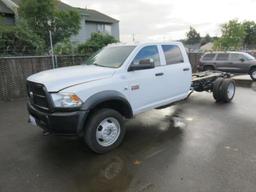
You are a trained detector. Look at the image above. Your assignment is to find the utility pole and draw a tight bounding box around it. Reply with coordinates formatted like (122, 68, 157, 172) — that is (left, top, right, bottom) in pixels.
(132, 33, 135, 42)
(49, 30, 55, 69)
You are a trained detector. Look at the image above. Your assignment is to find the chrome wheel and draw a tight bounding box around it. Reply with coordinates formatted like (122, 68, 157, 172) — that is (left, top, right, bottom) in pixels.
(96, 117, 121, 147)
(227, 83, 235, 99)
(252, 71, 256, 79)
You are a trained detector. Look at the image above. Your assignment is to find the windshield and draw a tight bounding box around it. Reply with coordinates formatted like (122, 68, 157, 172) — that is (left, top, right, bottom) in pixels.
(85, 46, 136, 68)
(244, 53, 256, 60)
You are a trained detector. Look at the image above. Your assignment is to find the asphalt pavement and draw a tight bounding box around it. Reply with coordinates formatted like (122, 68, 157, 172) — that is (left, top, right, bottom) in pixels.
(0, 82, 256, 192)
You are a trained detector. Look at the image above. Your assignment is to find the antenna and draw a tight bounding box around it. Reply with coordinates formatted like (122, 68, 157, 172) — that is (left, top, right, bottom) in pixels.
(132, 33, 135, 42)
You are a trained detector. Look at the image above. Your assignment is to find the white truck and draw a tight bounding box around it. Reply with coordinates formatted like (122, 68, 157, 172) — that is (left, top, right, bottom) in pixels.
(27, 42, 236, 153)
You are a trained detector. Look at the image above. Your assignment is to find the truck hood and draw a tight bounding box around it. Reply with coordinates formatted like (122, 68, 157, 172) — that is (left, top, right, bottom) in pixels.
(27, 65, 116, 92)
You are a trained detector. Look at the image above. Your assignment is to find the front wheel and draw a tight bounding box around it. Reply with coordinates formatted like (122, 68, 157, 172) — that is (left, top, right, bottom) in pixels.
(249, 68, 256, 81)
(84, 109, 125, 154)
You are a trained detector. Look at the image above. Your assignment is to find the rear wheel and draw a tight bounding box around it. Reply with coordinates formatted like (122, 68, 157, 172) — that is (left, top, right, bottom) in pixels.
(249, 68, 256, 81)
(212, 78, 224, 102)
(84, 109, 125, 154)
(219, 79, 236, 103)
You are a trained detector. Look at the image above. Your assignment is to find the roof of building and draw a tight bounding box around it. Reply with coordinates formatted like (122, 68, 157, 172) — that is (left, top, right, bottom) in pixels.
(2, 0, 118, 23)
(58, 1, 118, 23)
(0, 0, 13, 14)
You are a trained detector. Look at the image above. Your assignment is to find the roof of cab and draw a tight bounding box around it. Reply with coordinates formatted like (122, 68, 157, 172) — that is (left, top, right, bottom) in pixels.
(106, 41, 184, 48)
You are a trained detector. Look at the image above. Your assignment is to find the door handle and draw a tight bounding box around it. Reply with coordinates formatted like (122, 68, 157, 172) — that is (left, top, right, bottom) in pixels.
(183, 68, 190, 71)
(155, 72, 164, 76)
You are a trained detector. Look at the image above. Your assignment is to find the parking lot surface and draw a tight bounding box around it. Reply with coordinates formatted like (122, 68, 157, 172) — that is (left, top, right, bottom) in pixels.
(0, 84, 256, 192)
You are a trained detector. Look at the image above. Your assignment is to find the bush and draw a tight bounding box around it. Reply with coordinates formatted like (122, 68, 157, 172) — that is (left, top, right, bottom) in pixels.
(54, 39, 76, 55)
(77, 33, 118, 56)
(0, 24, 45, 56)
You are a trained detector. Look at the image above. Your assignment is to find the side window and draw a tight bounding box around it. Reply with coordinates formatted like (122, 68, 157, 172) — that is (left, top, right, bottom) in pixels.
(132, 46, 160, 66)
(162, 45, 184, 65)
(230, 54, 247, 61)
(202, 53, 216, 61)
(216, 53, 229, 61)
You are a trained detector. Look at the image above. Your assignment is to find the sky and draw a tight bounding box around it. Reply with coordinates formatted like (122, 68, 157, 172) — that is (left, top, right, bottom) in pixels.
(62, 0, 256, 43)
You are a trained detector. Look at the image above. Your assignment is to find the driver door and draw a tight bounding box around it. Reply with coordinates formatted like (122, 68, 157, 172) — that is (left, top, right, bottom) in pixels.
(125, 45, 166, 114)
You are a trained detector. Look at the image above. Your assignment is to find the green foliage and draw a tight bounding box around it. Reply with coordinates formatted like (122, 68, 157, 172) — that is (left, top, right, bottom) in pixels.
(78, 33, 118, 55)
(186, 27, 201, 44)
(242, 21, 256, 46)
(213, 20, 246, 50)
(19, 0, 81, 45)
(54, 39, 76, 55)
(53, 10, 81, 44)
(0, 24, 44, 56)
(200, 34, 212, 46)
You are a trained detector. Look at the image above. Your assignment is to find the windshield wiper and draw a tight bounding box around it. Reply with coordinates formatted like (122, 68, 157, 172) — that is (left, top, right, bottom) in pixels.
(93, 63, 110, 68)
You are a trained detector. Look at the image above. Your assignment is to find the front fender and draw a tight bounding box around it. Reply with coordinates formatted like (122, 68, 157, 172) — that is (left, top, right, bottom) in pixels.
(81, 90, 133, 116)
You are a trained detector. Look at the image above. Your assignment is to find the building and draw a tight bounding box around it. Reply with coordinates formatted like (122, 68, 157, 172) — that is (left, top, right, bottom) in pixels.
(0, 0, 120, 42)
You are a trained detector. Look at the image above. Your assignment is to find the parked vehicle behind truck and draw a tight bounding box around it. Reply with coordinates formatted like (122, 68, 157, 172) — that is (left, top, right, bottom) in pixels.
(198, 51, 256, 81)
(27, 42, 236, 153)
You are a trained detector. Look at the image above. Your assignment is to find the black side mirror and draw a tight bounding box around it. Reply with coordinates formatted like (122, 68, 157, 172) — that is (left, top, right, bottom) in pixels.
(240, 58, 245, 62)
(128, 59, 155, 71)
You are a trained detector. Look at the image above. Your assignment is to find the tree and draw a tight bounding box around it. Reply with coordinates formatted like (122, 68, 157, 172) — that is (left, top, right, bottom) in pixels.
(0, 24, 44, 56)
(213, 20, 246, 50)
(78, 33, 118, 56)
(200, 34, 212, 46)
(242, 21, 256, 47)
(186, 27, 201, 44)
(19, 0, 80, 46)
(54, 38, 76, 55)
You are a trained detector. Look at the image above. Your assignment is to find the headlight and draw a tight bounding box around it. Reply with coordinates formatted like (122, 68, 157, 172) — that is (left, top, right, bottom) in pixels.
(51, 93, 83, 108)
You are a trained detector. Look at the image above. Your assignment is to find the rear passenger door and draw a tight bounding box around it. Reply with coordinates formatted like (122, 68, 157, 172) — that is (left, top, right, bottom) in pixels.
(160, 44, 192, 100)
(215, 53, 231, 72)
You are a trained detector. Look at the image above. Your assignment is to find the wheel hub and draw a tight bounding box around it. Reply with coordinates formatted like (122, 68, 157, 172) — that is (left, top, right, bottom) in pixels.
(96, 117, 120, 147)
(227, 83, 235, 99)
(252, 71, 256, 79)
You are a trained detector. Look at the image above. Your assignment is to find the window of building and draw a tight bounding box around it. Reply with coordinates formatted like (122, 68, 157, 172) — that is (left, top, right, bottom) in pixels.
(97, 24, 104, 32)
(105, 24, 112, 34)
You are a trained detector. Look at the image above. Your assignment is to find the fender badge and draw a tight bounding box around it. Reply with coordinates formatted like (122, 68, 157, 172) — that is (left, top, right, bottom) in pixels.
(131, 85, 140, 91)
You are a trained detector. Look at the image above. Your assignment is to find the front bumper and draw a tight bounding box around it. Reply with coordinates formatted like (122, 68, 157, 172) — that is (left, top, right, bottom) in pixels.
(27, 102, 88, 135)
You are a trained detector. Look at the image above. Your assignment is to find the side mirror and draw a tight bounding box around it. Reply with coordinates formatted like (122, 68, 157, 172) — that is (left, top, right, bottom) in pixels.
(128, 59, 155, 71)
(240, 58, 245, 62)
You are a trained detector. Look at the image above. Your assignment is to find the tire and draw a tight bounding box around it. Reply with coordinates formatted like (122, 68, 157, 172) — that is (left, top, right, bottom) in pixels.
(219, 79, 236, 103)
(212, 78, 224, 102)
(84, 108, 125, 154)
(249, 68, 256, 81)
(203, 65, 214, 71)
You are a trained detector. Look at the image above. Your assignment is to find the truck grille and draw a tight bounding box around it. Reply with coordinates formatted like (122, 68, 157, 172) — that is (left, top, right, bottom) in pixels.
(27, 81, 51, 111)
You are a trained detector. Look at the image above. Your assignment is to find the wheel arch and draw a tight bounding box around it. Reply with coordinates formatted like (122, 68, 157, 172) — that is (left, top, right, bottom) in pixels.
(249, 65, 256, 72)
(81, 90, 133, 119)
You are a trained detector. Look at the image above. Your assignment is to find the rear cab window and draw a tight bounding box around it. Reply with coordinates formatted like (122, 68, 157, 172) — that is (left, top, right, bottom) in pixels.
(202, 53, 216, 61)
(162, 45, 184, 65)
(216, 53, 229, 61)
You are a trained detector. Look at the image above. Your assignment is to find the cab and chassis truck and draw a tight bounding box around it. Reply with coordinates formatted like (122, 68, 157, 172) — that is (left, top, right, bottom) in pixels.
(27, 42, 236, 153)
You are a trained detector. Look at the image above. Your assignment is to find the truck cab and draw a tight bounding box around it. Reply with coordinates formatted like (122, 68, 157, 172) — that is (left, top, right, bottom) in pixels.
(27, 42, 192, 153)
